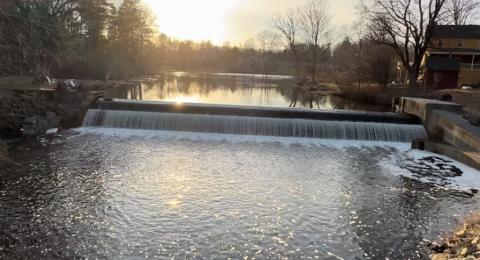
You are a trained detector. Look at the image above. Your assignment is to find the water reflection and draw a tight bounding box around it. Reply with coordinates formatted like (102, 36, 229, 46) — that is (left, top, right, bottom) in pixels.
(105, 72, 389, 111)
(1, 133, 478, 259)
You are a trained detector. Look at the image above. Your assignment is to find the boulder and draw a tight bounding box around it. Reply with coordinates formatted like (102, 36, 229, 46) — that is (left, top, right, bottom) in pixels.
(22, 112, 60, 137)
(431, 253, 453, 260)
(45, 111, 60, 129)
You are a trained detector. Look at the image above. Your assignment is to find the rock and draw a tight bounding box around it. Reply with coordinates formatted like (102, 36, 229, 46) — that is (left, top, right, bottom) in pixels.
(456, 229, 467, 237)
(431, 242, 449, 253)
(0, 139, 12, 167)
(460, 247, 470, 257)
(431, 253, 453, 260)
(45, 111, 60, 129)
(22, 115, 48, 136)
(46, 128, 58, 135)
(22, 111, 61, 137)
(472, 237, 479, 245)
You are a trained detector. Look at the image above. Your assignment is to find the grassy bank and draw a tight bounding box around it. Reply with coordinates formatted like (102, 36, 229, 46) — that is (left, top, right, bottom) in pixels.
(431, 213, 480, 259)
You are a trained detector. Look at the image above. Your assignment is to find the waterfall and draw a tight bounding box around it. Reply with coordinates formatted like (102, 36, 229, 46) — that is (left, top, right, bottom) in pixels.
(82, 109, 427, 142)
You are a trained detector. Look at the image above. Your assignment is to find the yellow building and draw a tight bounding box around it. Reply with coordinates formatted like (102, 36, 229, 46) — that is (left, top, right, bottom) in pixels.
(420, 25, 480, 89)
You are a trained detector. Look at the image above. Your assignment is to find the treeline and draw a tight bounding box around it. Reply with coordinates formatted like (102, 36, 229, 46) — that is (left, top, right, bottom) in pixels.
(0, 0, 289, 80)
(0, 0, 156, 79)
(1, 0, 478, 86)
(0, 0, 396, 84)
(270, 0, 480, 89)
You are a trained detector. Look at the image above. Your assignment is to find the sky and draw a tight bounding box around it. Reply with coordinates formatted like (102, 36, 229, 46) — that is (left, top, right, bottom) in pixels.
(141, 0, 359, 45)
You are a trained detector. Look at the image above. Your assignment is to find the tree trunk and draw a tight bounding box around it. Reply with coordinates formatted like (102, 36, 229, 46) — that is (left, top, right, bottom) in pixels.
(407, 69, 419, 88)
(311, 48, 317, 83)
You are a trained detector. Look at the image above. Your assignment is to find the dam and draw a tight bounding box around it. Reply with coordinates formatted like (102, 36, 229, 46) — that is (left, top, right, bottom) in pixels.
(82, 99, 427, 142)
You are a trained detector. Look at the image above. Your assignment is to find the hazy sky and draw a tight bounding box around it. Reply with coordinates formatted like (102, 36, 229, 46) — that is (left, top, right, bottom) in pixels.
(225, 0, 359, 44)
(131, 0, 359, 45)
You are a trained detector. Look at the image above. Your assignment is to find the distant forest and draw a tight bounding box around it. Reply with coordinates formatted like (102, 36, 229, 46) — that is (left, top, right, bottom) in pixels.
(0, 0, 291, 80)
(0, 0, 477, 89)
(0, 0, 393, 86)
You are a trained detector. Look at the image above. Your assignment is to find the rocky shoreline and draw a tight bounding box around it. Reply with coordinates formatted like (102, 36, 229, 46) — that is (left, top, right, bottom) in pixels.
(0, 78, 117, 164)
(431, 214, 480, 259)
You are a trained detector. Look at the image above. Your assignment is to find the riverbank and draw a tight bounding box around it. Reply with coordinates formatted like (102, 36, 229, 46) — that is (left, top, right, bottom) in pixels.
(431, 214, 480, 259)
(0, 77, 146, 137)
(332, 87, 480, 125)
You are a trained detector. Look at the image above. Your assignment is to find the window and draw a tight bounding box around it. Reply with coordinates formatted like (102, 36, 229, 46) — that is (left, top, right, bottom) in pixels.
(458, 40, 463, 47)
(438, 39, 443, 47)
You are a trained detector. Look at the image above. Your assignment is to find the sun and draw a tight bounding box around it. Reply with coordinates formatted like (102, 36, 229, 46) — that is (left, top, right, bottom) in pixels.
(144, 0, 239, 44)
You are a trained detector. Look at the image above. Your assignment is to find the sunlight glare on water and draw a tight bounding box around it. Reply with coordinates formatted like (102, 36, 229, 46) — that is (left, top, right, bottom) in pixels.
(1, 129, 479, 259)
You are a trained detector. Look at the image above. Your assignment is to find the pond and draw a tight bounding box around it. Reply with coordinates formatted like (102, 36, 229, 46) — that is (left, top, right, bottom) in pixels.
(105, 72, 389, 111)
(1, 129, 479, 259)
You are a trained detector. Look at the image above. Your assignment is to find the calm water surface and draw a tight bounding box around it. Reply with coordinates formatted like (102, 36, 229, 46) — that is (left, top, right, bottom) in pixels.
(106, 72, 388, 111)
(1, 130, 479, 259)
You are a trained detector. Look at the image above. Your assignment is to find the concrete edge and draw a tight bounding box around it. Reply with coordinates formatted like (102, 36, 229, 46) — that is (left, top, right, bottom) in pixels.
(96, 99, 421, 124)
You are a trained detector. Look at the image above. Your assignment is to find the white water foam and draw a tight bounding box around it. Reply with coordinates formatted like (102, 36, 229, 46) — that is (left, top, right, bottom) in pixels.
(75, 127, 413, 149)
(74, 127, 480, 191)
(380, 150, 480, 191)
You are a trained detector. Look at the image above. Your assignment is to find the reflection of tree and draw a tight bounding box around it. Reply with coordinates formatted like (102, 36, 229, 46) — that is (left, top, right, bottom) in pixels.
(128, 73, 295, 101)
(327, 96, 388, 112)
(114, 73, 390, 111)
(276, 87, 327, 109)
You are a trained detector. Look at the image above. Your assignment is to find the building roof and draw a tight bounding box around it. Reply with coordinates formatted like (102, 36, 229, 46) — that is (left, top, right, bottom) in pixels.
(432, 25, 480, 39)
(426, 56, 460, 71)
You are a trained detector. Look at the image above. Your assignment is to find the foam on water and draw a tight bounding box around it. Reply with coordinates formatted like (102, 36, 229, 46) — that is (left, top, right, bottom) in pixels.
(75, 127, 480, 191)
(381, 149, 480, 191)
(75, 127, 413, 149)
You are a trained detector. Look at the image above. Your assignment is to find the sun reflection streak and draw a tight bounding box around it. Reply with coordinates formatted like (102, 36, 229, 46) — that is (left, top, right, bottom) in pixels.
(165, 95, 201, 104)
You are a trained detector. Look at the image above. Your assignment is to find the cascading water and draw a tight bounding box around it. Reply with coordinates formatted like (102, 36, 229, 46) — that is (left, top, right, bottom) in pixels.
(82, 109, 427, 142)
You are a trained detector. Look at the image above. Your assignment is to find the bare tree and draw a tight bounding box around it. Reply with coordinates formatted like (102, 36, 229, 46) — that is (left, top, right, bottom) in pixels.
(256, 30, 278, 84)
(273, 9, 305, 85)
(364, 42, 396, 89)
(299, 0, 332, 83)
(444, 0, 480, 25)
(362, 0, 446, 88)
